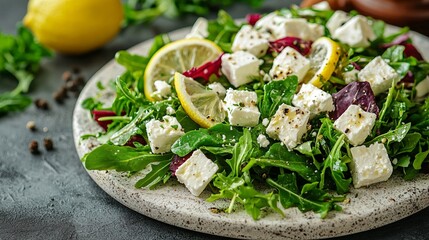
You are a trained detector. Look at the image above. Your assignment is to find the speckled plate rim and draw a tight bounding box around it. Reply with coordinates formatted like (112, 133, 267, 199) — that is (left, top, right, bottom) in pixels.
(73, 26, 429, 240)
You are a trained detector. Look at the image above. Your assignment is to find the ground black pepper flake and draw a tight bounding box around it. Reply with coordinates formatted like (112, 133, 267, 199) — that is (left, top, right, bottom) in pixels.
(34, 98, 49, 110)
(29, 140, 39, 154)
(62, 71, 73, 82)
(53, 86, 68, 103)
(44, 138, 54, 151)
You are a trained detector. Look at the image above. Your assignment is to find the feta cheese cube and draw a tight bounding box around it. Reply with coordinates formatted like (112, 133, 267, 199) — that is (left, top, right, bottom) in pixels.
(266, 104, 310, 150)
(332, 15, 376, 48)
(175, 149, 219, 196)
(255, 12, 289, 41)
(292, 83, 334, 118)
(257, 134, 270, 148)
(269, 46, 310, 82)
(350, 143, 393, 188)
(278, 18, 317, 41)
(262, 118, 270, 126)
(224, 89, 260, 127)
(146, 116, 184, 154)
(166, 106, 176, 115)
(232, 25, 269, 57)
(256, 15, 320, 41)
(312, 1, 331, 10)
(185, 17, 208, 39)
(308, 23, 325, 41)
(358, 56, 400, 95)
(416, 76, 429, 99)
(343, 68, 359, 84)
(208, 82, 226, 98)
(326, 10, 350, 35)
(221, 51, 260, 87)
(333, 105, 376, 146)
(153, 80, 172, 99)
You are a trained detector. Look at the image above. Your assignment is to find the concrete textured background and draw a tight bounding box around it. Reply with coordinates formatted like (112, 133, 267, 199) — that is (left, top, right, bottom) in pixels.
(1, 0, 429, 239)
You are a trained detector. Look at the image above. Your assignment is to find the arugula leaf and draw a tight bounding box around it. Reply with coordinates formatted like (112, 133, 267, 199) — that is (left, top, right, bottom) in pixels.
(228, 128, 253, 177)
(244, 143, 320, 182)
(260, 76, 298, 118)
(366, 123, 410, 145)
(171, 124, 242, 156)
(207, 10, 240, 52)
(267, 177, 334, 218)
(109, 107, 153, 145)
(0, 92, 32, 114)
(319, 134, 351, 194)
(135, 159, 171, 189)
(391, 132, 421, 155)
(175, 106, 200, 132)
(208, 173, 282, 219)
(0, 25, 51, 114)
(115, 34, 169, 72)
(83, 144, 172, 172)
(413, 150, 429, 170)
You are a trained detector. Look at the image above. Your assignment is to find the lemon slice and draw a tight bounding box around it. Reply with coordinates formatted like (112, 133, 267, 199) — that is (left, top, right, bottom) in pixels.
(144, 38, 222, 101)
(304, 37, 341, 88)
(174, 72, 225, 128)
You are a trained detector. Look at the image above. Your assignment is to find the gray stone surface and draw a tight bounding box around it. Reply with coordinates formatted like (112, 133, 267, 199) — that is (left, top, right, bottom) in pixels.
(1, 0, 429, 239)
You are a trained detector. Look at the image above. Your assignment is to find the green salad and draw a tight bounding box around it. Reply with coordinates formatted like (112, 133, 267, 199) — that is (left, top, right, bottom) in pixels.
(81, 3, 429, 220)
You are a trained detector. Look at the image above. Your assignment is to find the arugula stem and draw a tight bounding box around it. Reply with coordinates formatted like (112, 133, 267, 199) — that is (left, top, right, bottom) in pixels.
(227, 193, 238, 213)
(319, 134, 345, 190)
(98, 116, 132, 122)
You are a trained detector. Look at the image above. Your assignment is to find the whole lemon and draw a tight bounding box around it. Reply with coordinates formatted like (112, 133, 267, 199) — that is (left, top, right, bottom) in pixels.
(24, 0, 123, 55)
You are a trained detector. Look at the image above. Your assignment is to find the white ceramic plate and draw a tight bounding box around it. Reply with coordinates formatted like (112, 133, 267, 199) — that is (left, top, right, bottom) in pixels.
(73, 26, 429, 239)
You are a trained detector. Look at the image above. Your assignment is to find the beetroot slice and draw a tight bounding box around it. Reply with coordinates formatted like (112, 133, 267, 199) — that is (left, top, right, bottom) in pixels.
(269, 37, 312, 56)
(330, 81, 379, 120)
(402, 43, 424, 61)
(183, 53, 224, 83)
(124, 135, 147, 147)
(93, 110, 117, 131)
(246, 13, 262, 26)
(170, 153, 193, 176)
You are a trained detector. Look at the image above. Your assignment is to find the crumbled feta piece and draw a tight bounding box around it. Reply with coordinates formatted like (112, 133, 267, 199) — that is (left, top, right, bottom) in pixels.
(221, 51, 260, 87)
(255, 12, 289, 41)
(262, 118, 270, 126)
(153, 80, 172, 99)
(257, 16, 320, 41)
(333, 105, 376, 146)
(175, 149, 219, 196)
(208, 82, 226, 98)
(276, 18, 317, 41)
(349, 143, 393, 188)
(266, 104, 310, 150)
(312, 1, 331, 10)
(416, 76, 429, 99)
(224, 89, 260, 127)
(269, 46, 310, 82)
(326, 10, 350, 35)
(166, 106, 176, 115)
(232, 25, 269, 57)
(332, 15, 376, 48)
(343, 68, 359, 84)
(185, 17, 208, 39)
(358, 56, 400, 95)
(308, 23, 325, 41)
(257, 134, 270, 148)
(146, 116, 184, 154)
(292, 83, 334, 118)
